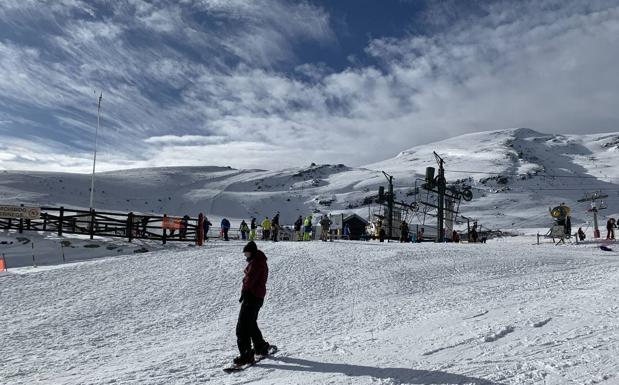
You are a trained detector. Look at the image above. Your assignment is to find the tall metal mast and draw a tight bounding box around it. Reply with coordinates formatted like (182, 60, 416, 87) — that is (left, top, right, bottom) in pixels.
(434, 152, 446, 242)
(89, 92, 102, 210)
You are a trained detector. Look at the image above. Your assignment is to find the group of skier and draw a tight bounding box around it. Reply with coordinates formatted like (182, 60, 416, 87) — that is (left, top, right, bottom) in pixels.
(575, 215, 619, 242)
(216, 213, 344, 243)
(219, 212, 283, 243)
(292, 215, 315, 241)
(193, 213, 482, 244)
(259, 213, 281, 241)
(179, 211, 358, 243)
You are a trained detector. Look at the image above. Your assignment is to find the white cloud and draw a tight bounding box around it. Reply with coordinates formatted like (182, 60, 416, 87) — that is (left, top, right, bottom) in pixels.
(189, 0, 334, 66)
(1, 0, 619, 172)
(144, 135, 227, 145)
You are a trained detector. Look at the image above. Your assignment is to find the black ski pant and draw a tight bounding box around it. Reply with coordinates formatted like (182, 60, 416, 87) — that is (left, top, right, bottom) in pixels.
(607, 228, 615, 240)
(223, 228, 229, 241)
(236, 296, 266, 356)
(272, 227, 279, 242)
(400, 231, 408, 242)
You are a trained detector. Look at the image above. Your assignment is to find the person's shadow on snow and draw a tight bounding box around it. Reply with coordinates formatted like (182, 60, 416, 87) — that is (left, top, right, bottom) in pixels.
(259, 356, 503, 385)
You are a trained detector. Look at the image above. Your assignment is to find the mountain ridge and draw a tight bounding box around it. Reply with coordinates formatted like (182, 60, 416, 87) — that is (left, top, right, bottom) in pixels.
(3, 128, 619, 230)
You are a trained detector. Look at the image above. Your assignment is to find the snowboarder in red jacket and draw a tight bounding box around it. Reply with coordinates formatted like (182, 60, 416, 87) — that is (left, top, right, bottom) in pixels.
(234, 241, 271, 366)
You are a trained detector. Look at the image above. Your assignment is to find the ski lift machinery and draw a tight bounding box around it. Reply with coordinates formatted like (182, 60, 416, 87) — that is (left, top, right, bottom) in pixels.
(419, 152, 473, 241)
(376, 152, 473, 242)
(578, 191, 608, 239)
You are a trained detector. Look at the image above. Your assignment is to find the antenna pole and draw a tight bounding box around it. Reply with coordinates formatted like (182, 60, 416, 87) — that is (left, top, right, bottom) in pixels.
(89, 92, 102, 210)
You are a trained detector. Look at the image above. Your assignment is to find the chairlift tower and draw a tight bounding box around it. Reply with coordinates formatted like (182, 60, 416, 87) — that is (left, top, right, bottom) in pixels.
(382, 171, 394, 240)
(578, 191, 608, 239)
(376, 152, 472, 243)
(434, 152, 446, 242)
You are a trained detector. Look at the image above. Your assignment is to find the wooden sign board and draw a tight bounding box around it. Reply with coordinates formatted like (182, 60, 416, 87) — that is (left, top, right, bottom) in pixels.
(0, 205, 41, 220)
(162, 217, 182, 230)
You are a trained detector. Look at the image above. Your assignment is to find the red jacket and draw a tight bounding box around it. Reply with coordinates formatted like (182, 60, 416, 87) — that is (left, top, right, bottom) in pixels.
(242, 250, 268, 299)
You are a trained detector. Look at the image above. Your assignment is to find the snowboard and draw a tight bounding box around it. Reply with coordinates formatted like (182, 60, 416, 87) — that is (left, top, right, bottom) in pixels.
(223, 345, 278, 373)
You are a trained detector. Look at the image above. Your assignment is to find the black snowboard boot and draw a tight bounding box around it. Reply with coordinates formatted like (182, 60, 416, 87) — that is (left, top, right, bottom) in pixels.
(233, 350, 255, 366)
(255, 342, 271, 357)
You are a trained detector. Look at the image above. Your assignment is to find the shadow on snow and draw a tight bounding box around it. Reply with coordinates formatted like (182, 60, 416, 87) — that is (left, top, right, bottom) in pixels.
(260, 356, 503, 385)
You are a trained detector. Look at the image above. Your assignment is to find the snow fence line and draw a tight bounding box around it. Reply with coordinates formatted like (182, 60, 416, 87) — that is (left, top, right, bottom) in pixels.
(0, 206, 353, 245)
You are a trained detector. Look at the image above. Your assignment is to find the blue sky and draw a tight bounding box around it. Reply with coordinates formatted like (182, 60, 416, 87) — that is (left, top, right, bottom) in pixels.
(1, 0, 619, 172)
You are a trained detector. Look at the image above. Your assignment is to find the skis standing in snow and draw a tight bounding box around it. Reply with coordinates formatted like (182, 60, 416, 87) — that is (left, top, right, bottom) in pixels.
(232, 241, 271, 367)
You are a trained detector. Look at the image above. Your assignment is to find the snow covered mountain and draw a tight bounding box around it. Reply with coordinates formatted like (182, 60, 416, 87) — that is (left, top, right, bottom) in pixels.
(2, 128, 619, 230)
(370, 127, 619, 230)
(4, 130, 619, 384)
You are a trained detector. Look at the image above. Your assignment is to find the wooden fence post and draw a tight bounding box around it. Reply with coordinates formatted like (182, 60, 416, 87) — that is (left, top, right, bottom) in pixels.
(58, 207, 64, 236)
(162, 215, 167, 245)
(127, 212, 134, 242)
(18, 204, 24, 234)
(197, 213, 204, 246)
(89, 209, 95, 240)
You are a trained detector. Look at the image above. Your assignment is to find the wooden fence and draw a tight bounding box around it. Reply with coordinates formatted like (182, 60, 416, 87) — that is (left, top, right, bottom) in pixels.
(0, 206, 229, 244)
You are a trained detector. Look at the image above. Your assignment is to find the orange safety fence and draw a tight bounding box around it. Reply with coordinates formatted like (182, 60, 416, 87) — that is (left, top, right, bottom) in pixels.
(0, 256, 6, 272)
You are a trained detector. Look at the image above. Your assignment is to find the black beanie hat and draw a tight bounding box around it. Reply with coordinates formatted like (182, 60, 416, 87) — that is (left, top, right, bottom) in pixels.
(243, 241, 257, 254)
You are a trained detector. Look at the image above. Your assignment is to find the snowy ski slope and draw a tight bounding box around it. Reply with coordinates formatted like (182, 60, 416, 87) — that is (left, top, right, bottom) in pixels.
(1, 237, 617, 384)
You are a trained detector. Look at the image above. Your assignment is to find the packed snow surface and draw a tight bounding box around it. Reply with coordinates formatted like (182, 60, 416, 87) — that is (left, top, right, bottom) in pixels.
(1, 236, 618, 384)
